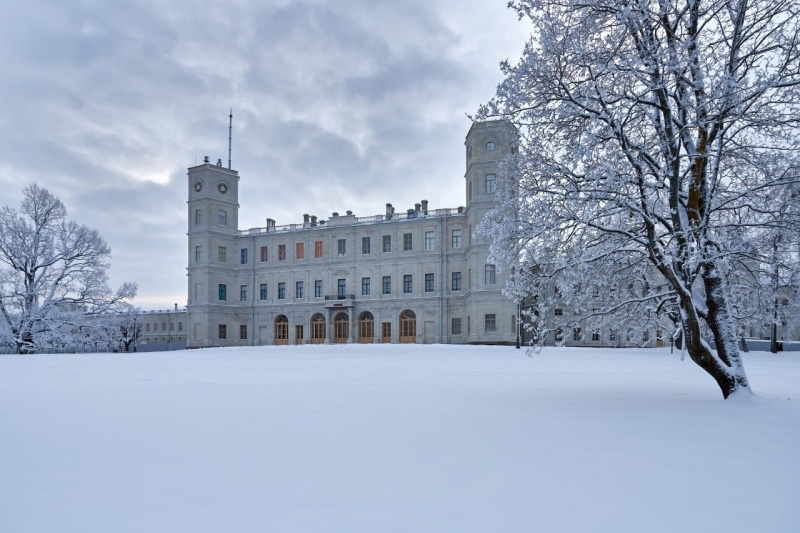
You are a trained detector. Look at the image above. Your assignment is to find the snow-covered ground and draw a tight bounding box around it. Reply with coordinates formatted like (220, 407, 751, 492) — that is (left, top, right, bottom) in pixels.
(1, 345, 798, 532)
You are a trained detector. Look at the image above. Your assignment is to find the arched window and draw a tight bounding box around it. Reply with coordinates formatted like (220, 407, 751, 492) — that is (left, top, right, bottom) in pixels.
(310, 313, 326, 344)
(334, 312, 349, 344)
(358, 311, 374, 343)
(274, 315, 289, 345)
(399, 310, 416, 343)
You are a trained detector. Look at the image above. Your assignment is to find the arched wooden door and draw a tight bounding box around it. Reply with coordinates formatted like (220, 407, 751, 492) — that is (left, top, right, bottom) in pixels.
(358, 311, 374, 343)
(310, 313, 326, 344)
(399, 310, 416, 343)
(274, 315, 289, 345)
(334, 312, 349, 344)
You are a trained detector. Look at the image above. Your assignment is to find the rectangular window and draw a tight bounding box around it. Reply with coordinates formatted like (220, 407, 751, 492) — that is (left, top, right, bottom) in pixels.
(240, 285, 247, 302)
(592, 330, 601, 341)
(278, 282, 285, 300)
(338, 239, 346, 256)
(178, 322, 183, 332)
(314, 280, 322, 298)
(337, 279, 346, 298)
(260, 283, 268, 300)
(382, 235, 391, 253)
(218, 284, 227, 301)
(424, 231, 434, 250)
(218, 209, 227, 226)
(424, 273, 434, 293)
(146, 323, 150, 332)
(451, 272, 462, 291)
(451, 317, 462, 335)
(574, 328, 582, 341)
(610, 329, 617, 341)
(382, 276, 392, 295)
(485, 173, 496, 193)
(362, 277, 371, 296)
(195, 246, 202, 263)
(296, 242, 304, 260)
(240, 325, 248, 340)
(485, 314, 496, 333)
(278, 245, 286, 261)
(403, 233, 412, 251)
(485, 264, 496, 285)
(218, 246, 227, 263)
(555, 308, 564, 316)
(195, 209, 203, 225)
(362, 236, 371, 255)
(240, 248, 248, 265)
(451, 228, 462, 248)
(260, 246, 268, 262)
(296, 281, 304, 299)
(162, 322, 166, 332)
(314, 240, 323, 258)
(403, 274, 412, 293)
(218, 324, 227, 339)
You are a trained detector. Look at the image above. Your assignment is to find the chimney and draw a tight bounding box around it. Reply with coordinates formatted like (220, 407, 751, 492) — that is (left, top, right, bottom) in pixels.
(174, 303, 178, 311)
(203, 155, 210, 163)
(457, 206, 464, 214)
(386, 203, 393, 220)
(415, 203, 421, 212)
(332, 212, 339, 217)
(303, 214, 310, 227)
(346, 210, 353, 216)
(311, 215, 317, 227)
(421, 200, 428, 214)
(266, 218, 276, 231)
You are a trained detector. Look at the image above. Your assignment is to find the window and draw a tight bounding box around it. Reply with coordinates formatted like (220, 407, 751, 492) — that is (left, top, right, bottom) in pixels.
(451, 317, 462, 335)
(403, 233, 412, 251)
(218, 209, 227, 226)
(278, 282, 285, 300)
(451, 272, 462, 291)
(362, 237, 371, 255)
(573, 328, 582, 341)
(195, 246, 202, 263)
(382, 235, 391, 253)
(260, 246, 268, 262)
(241, 248, 248, 265)
(146, 323, 150, 332)
(260, 283, 268, 300)
(314, 280, 322, 298)
(362, 277, 371, 296)
(218, 284, 227, 301)
(485, 264, 496, 285)
(424, 231, 434, 250)
(278, 245, 286, 261)
(240, 285, 247, 302)
(218, 246, 227, 263)
(314, 240, 323, 258)
(486, 141, 496, 151)
(451, 228, 462, 248)
(195, 209, 203, 225)
(218, 324, 227, 339)
(609, 329, 618, 341)
(382, 276, 392, 295)
(161, 322, 166, 332)
(485, 314, 496, 333)
(485, 173, 496, 193)
(554, 308, 564, 316)
(178, 322, 183, 332)
(240, 325, 247, 340)
(592, 330, 601, 341)
(296, 281, 304, 299)
(338, 239, 346, 256)
(337, 279, 346, 298)
(296, 242, 304, 260)
(424, 273, 434, 293)
(468, 181, 472, 202)
(403, 274, 412, 293)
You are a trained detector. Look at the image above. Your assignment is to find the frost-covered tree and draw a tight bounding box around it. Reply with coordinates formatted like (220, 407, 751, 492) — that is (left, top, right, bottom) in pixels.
(0, 184, 137, 353)
(478, 0, 800, 398)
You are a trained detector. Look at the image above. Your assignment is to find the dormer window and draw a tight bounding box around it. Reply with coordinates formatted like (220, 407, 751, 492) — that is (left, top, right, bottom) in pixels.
(485, 141, 496, 152)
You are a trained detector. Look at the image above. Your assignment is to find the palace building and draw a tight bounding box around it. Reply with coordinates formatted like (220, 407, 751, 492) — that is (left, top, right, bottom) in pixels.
(186, 120, 520, 347)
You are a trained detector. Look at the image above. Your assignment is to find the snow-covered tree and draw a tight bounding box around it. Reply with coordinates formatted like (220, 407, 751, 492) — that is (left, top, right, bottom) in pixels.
(0, 184, 137, 353)
(478, 0, 800, 398)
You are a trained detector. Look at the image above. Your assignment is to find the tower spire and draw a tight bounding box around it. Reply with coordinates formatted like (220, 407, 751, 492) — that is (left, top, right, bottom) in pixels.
(228, 109, 233, 169)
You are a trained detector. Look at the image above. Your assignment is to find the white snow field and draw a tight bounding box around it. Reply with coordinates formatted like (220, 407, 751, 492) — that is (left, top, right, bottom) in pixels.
(1, 345, 798, 533)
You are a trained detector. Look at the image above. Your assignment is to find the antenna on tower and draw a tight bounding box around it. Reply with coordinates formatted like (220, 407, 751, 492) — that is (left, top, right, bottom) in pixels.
(227, 109, 233, 169)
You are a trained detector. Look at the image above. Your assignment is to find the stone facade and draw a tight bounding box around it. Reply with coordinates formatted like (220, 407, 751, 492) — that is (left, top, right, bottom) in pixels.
(186, 120, 520, 347)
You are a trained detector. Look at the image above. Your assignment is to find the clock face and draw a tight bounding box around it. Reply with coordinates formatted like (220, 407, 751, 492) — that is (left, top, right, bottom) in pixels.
(194, 181, 203, 192)
(218, 183, 228, 194)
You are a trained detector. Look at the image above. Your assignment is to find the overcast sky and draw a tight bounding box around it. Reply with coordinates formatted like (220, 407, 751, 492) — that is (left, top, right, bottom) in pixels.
(0, 0, 529, 308)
